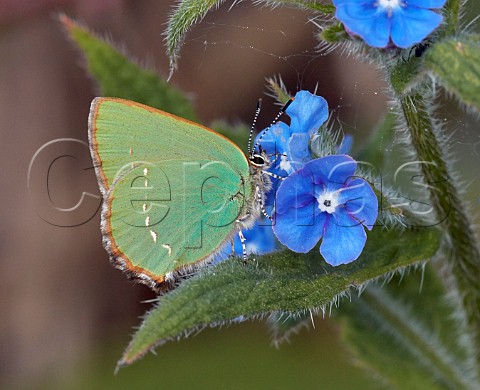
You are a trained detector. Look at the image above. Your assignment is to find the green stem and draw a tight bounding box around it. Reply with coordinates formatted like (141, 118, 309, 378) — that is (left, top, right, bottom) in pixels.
(400, 92, 480, 373)
(361, 287, 472, 389)
(442, 0, 462, 38)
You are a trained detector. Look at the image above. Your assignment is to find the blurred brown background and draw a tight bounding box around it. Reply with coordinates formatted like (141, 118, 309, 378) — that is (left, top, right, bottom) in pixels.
(1, 1, 478, 389)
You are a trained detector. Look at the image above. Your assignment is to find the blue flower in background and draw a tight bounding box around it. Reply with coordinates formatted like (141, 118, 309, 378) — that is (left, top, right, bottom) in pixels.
(214, 220, 277, 264)
(254, 90, 329, 176)
(273, 155, 378, 266)
(333, 0, 446, 48)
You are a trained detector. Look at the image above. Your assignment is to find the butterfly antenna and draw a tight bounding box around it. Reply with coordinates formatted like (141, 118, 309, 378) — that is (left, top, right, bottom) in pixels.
(251, 97, 294, 157)
(247, 99, 262, 155)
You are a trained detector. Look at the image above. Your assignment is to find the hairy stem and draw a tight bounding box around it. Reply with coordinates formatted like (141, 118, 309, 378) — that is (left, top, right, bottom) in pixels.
(400, 92, 480, 373)
(443, 0, 462, 37)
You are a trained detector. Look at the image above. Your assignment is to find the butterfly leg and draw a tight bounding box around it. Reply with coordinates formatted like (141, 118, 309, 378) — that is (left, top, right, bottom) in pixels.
(238, 230, 248, 264)
(262, 170, 285, 181)
(255, 184, 272, 221)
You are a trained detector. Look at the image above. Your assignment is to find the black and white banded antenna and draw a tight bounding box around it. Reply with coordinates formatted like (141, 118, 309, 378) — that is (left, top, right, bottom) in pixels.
(251, 97, 294, 158)
(247, 99, 262, 155)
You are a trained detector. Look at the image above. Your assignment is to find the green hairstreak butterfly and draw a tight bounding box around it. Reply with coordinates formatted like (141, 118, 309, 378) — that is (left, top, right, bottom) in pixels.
(88, 98, 277, 292)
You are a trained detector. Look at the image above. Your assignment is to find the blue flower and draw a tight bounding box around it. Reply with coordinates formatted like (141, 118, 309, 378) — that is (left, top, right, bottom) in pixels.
(272, 155, 378, 266)
(214, 220, 277, 264)
(333, 0, 446, 48)
(254, 90, 329, 176)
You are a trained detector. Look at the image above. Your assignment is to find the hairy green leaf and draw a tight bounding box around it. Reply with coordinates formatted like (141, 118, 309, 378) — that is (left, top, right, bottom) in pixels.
(265, 75, 292, 105)
(401, 93, 480, 370)
(166, 0, 226, 73)
(60, 14, 197, 120)
(119, 227, 440, 367)
(338, 268, 476, 389)
(318, 23, 348, 43)
(424, 34, 480, 111)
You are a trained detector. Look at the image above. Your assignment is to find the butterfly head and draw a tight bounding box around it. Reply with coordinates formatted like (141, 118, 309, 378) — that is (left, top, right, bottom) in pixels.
(248, 151, 270, 169)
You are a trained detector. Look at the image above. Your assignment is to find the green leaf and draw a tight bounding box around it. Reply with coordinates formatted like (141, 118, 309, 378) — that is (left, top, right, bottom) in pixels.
(318, 23, 348, 44)
(338, 267, 476, 389)
(340, 296, 447, 389)
(378, 264, 471, 363)
(424, 34, 480, 112)
(118, 227, 440, 367)
(400, 93, 480, 370)
(265, 75, 292, 105)
(59, 14, 197, 120)
(166, 0, 226, 73)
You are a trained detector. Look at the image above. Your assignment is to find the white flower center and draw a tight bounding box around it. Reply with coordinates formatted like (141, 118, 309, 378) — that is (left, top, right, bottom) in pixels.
(377, 0, 403, 14)
(317, 191, 340, 214)
(279, 154, 294, 174)
(377, 0, 401, 8)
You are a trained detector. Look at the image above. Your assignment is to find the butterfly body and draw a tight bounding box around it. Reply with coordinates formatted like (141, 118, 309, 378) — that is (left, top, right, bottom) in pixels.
(88, 98, 270, 291)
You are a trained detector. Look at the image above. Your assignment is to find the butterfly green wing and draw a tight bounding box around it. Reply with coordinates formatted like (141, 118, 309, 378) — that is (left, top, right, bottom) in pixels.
(89, 98, 251, 290)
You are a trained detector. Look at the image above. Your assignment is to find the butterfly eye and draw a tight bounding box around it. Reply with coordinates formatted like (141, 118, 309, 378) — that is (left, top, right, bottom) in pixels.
(250, 154, 266, 166)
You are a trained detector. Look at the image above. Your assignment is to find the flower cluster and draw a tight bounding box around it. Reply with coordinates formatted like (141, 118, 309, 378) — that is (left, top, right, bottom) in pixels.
(253, 90, 329, 214)
(333, 0, 447, 49)
(255, 90, 378, 266)
(273, 155, 378, 265)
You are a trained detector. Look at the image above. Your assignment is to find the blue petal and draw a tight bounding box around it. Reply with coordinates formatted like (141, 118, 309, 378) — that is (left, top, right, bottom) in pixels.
(405, 0, 446, 8)
(241, 222, 277, 253)
(287, 133, 311, 171)
(320, 210, 367, 265)
(335, 3, 391, 48)
(275, 170, 316, 214)
(287, 91, 328, 135)
(253, 121, 290, 156)
(302, 155, 357, 189)
(391, 7, 443, 48)
(273, 205, 327, 253)
(337, 178, 378, 230)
